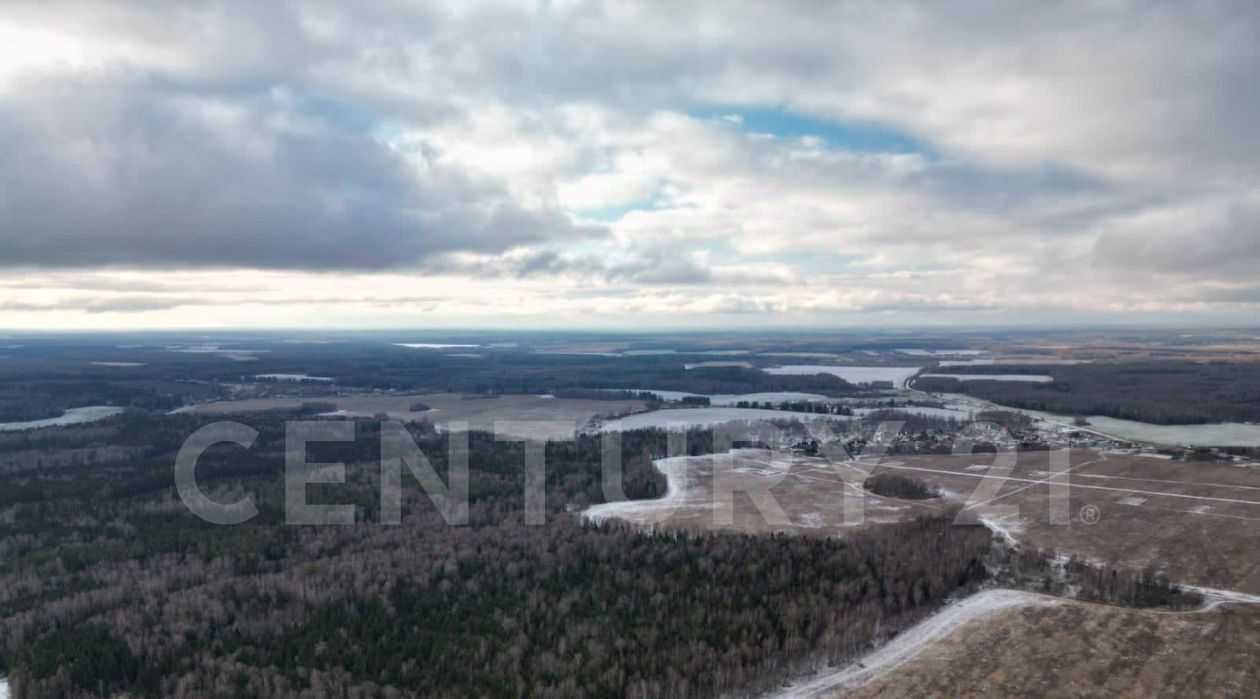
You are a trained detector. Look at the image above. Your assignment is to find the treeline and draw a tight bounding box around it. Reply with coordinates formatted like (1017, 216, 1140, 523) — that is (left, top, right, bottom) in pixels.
(918, 361, 1260, 424)
(993, 545, 1202, 611)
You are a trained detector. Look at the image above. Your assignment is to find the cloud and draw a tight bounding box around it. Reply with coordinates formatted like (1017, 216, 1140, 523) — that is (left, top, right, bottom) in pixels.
(0, 73, 595, 270)
(0, 0, 1257, 323)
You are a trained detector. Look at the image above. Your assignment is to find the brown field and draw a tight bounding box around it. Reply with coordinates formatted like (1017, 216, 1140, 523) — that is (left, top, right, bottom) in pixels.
(589, 447, 1260, 594)
(181, 392, 647, 439)
(865, 450, 1260, 593)
(842, 598, 1260, 699)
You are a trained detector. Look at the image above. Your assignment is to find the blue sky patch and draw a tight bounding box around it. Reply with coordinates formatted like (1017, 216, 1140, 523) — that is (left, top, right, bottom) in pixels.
(691, 106, 929, 155)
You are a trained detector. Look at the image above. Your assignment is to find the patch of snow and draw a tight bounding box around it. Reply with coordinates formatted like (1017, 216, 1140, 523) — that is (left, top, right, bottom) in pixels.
(977, 513, 1024, 548)
(582, 455, 692, 525)
(395, 343, 480, 349)
(798, 512, 826, 529)
(1117, 496, 1147, 506)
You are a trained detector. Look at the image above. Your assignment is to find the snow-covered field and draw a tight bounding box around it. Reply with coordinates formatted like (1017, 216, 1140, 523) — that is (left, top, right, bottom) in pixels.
(763, 365, 921, 386)
(919, 373, 1054, 383)
(768, 590, 1059, 698)
(0, 406, 125, 432)
(600, 407, 854, 431)
(1057, 415, 1260, 448)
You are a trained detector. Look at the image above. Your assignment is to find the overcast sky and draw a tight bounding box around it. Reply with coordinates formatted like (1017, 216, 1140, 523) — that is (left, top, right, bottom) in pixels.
(1, 1, 1257, 329)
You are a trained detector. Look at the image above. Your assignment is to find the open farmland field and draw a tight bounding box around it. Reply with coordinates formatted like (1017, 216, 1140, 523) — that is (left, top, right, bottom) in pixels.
(180, 392, 647, 438)
(584, 449, 949, 535)
(868, 451, 1260, 594)
(587, 447, 1260, 593)
(836, 596, 1260, 699)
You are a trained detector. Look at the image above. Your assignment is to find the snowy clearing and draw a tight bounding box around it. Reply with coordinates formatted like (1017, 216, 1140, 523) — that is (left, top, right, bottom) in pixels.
(581, 456, 692, 526)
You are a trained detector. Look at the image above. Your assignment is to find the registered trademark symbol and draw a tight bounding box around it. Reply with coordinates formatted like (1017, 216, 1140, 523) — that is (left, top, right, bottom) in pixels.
(1079, 504, 1101, 525)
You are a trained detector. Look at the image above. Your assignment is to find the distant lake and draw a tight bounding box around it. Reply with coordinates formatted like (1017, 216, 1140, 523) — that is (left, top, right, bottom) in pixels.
(0, 406, 124, 432)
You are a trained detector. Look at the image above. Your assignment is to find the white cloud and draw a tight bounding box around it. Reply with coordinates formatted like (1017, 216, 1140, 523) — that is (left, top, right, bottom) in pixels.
(0, 0, 1256, 325)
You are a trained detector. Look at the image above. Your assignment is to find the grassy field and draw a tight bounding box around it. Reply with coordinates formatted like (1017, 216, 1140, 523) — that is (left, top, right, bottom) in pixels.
(843, 597, 1260, 698)
(181, 392, 647, 439)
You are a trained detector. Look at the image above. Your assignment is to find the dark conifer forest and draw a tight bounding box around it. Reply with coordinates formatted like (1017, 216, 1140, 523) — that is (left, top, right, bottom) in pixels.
(916, 361, 1260, 424)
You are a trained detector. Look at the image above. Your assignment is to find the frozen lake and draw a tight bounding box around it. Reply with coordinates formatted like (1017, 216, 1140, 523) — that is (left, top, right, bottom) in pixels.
(0, 406, 125, 432)
(600, 407, 855, 432)
(763, 365, 921, 386)
(919, 373, 1054, 383)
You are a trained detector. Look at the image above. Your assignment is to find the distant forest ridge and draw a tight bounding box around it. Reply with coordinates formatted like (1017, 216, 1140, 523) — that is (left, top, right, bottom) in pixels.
(918, 361, 1260, 425)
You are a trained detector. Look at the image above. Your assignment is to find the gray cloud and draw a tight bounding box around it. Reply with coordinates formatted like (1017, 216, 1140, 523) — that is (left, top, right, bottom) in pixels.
(1, 0, 1258, 320)
(0, 73, 596, 270)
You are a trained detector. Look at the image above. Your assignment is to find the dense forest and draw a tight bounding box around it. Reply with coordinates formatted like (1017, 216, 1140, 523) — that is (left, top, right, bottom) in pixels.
(0, 411, 996, 698)
(0, 407, 1203, 698)
(0, 343, 873, 420)
(917, 361, 1260, 424)
(863, 473, 942, 500)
